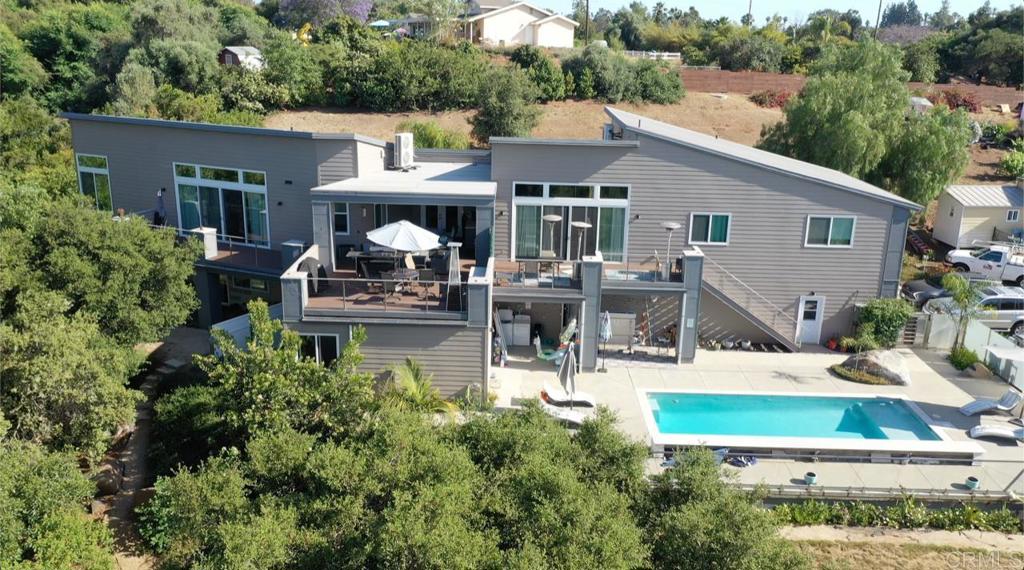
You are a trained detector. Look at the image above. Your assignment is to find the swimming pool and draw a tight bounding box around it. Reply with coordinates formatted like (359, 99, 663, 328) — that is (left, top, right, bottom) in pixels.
(649, 393, 940, 441)
(637, 390, 985, 461)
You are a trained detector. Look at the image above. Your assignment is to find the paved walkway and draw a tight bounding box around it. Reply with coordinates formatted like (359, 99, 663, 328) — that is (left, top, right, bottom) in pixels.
(781, 525, 1024, 553)
(493, 347, 1024, 500)
(106, 327, 209, 570)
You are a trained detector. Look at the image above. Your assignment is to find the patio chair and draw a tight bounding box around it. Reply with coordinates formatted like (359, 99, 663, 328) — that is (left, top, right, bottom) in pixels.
(542, 382, 596, 407)
(968, 424, 1024, 442)
(380, 271, 401, 298)
(404, 253, 416, 270)
(539, 400, 586, 426)
(360, 261, 383, 294)
(417, 269, 436, 300)
(958, 390, 1023, 416)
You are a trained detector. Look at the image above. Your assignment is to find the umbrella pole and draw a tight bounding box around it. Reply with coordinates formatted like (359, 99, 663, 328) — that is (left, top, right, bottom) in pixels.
(598, 339, 608, 373)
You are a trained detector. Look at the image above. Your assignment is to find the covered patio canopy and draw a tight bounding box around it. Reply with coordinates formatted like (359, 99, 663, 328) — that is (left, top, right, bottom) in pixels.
(311, 162, 497, 206)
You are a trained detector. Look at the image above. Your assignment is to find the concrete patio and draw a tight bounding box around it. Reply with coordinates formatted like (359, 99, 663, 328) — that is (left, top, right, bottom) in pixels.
(492, 347, 1024, 501)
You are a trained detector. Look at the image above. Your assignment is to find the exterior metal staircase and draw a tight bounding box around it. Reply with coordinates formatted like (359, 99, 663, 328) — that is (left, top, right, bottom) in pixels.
(700, 257, 801, 352)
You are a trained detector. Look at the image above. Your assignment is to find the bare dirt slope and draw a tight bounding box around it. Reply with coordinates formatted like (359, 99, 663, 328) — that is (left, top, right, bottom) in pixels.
(264, 93, 782, 146)
(264, 94, 1012, 184)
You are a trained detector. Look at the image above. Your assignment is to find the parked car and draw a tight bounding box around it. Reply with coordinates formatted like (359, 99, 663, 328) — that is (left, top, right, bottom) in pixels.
(901, 275, 951, 308)
(945, 245, 1024, 285)
(924, 285, 1024, 335)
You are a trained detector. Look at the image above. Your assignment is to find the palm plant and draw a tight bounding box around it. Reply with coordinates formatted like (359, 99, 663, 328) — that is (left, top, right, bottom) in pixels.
(939, 273, 990, 350)
(840, 322, 879, 371)
(383, 357, 454, 414)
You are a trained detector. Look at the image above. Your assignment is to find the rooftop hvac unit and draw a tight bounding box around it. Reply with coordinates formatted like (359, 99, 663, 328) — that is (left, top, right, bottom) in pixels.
(394, 132, 414, 169)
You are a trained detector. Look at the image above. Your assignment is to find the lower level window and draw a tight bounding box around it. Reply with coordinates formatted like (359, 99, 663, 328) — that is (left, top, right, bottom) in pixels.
(805, 216, 855, 247)
(299, 334, 339, 365)
(1008, 210, 1020, 222)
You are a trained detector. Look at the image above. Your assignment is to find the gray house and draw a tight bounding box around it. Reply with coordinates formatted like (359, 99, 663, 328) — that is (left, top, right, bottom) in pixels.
(64, 107, 919, 398)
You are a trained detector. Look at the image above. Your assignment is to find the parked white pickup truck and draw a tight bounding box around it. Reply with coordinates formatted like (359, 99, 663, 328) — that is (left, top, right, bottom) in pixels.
(945, 245, 1024, 285)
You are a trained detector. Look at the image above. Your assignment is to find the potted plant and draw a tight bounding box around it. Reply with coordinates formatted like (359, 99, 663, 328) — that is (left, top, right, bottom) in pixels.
(965, 476, 980, 490)
(826, 337, 839, 351)
(722, 339, 735, 350)
(805, 471, 817, 485)
(740, 339, 752, 350)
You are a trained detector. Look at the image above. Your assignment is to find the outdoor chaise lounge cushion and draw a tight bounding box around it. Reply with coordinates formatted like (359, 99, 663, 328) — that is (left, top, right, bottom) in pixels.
(958, 390, 1023, 416)
(542, 382, 596, 407)
(968, 424, 1024, 442)
(539, 400, 586, 426)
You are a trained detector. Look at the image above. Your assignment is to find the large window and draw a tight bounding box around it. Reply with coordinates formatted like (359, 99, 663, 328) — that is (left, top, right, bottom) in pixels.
(805, 215, 855, 247)
(689, 213, 730, 245)
(77, 154, 112, 211)
(174, 163, 270, 247)
(512, 182, 628, 262)
(299, 334, 339, 365)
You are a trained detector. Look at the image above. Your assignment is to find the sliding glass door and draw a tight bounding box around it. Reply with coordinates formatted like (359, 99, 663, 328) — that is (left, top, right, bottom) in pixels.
(173, 163, 269, 247)
(512, 182, 629, 262)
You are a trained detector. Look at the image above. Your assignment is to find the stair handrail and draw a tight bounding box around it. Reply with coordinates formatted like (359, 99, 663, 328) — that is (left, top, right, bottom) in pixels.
(701, 256, 800, 343)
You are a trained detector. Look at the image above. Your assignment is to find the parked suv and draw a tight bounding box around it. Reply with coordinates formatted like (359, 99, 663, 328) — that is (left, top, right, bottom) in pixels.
(924, 286, 1024, 335)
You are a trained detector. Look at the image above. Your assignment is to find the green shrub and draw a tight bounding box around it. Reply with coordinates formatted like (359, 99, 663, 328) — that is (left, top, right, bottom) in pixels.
(562, 44, 682, 104)
(948, 346, 980, 370)
(347, 40, 487, 112)
(858, 298, 915, 348)
(999, 150, 1024, 178)
(148, 384, 234, 478)
(509, 45, 565, 102)
(829, 364, 891, 385)
(395, 120, 470, 150)
(632, 59, 684, 104)
(469, 66, 542, 144)
(776, 498, 1021, 534)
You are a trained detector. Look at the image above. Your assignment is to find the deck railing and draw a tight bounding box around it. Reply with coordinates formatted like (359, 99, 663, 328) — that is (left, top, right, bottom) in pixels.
(305, 276, 465, 314)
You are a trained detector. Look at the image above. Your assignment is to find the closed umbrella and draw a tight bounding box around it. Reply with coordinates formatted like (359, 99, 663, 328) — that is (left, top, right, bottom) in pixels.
(598, 311, 612, 373)
(367, 220, 441, 253)
(557, 344, 577, 409)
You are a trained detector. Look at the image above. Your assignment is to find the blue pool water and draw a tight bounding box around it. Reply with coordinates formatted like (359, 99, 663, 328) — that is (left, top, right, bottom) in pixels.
(648, 393, 941, 441)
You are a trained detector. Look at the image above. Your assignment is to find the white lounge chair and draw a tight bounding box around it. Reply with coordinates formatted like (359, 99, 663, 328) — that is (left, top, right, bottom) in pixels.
(539, 400, 586, 426)
(958, 390, 1023, 416)
(542, 382, 597, 407)
(968, 424, 1024, 442)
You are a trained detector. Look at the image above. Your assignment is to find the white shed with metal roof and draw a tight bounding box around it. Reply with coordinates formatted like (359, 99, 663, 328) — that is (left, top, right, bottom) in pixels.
(933, 183, 1024, 247)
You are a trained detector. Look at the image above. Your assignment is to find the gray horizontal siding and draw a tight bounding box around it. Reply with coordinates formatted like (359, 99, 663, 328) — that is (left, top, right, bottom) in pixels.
(491, 134, 903, 343)
(68, 120, 320, 249)
(283, 321, 485, 397)
(360, 324, 485, 397)
(315, 140, 357, 185)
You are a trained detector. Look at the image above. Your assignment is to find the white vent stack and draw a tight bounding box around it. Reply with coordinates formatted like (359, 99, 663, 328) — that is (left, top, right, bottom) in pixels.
(394, 132, 414, 169)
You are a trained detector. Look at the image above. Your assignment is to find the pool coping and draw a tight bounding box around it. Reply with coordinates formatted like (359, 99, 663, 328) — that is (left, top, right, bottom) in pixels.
(636, 388, 987, 460)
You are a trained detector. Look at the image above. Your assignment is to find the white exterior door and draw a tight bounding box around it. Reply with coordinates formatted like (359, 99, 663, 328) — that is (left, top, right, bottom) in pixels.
(797, 295, 825, 345)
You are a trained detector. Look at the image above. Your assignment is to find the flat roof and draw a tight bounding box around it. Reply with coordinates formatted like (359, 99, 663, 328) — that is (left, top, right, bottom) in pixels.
(605, 107, 923, 211)
(946, 185, 1024, 208)
(312, 162, 496, 201)
(60, 113, 388, 147)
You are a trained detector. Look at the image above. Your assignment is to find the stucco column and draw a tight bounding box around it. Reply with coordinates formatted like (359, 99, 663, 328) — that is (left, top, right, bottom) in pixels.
(678, 247, 704, 364)
(310, 201, 333, 271)
(579, 253, 603, 371)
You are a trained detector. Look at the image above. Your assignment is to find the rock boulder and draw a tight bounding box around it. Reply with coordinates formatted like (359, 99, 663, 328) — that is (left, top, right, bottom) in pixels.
(839, 350, 911, 386)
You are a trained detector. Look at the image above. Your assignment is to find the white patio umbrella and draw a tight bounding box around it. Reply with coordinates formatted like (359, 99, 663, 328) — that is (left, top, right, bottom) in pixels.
(598, 311, 612, 373)
(557, 344, 578, 409)
(366, 220, 441, 253)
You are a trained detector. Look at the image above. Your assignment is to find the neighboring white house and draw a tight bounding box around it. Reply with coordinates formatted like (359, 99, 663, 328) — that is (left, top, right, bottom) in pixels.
(218, 46, 265, 71)
(932, 183, 1024, 248)
(462, 1, 577, 48)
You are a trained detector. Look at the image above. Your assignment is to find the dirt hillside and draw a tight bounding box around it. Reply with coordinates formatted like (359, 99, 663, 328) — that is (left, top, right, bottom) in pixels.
(264, 94, 1013, 184)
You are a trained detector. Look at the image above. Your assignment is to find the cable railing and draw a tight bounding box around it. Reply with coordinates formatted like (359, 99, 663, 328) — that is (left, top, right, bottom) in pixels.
(304, 276, 466, 314)
(701, 256, 800, 346)
(125, 212, 275, 268)
(493, 260, 582, 289)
